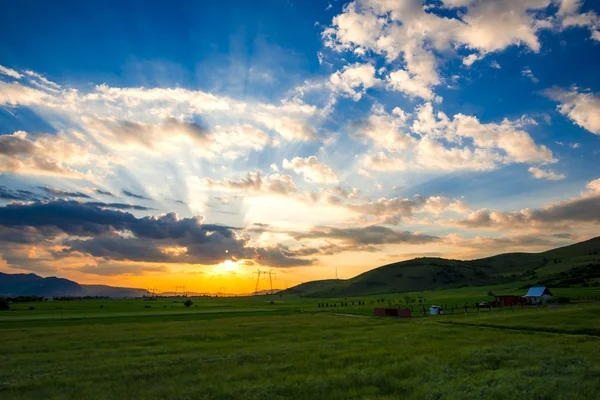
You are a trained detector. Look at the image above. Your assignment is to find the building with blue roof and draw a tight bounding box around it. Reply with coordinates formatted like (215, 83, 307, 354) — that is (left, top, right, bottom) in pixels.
(524, 287, 553, 304)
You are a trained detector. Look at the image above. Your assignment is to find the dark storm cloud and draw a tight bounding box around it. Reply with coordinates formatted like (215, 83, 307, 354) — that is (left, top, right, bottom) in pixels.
(64, 237, 173, 262)
(122, 190, 152, 201)
(86, 202, 155, 211)
(0, 200, 314, 268)
(250, 244, 315, 267)
(91, 188, 115, 197)
(0, 200, 135, 236)
(0, 185, 41, 201)
(292, 225, 440, 245)
(40, 187, 92, 199)
(0, 225, 54, 244)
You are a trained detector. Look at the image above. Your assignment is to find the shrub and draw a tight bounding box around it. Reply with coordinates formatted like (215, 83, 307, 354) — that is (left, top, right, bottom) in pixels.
(184, 299, 193, 308)
(0, 297, 9, 311)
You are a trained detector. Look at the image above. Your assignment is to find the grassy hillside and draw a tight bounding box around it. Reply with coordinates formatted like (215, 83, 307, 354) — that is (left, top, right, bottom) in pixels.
(284, 236, 600, 297)
(280, 279, 342, 295)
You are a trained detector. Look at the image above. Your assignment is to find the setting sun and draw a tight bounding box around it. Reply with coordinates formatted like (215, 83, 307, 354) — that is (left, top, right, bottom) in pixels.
(212, 259, 242, 276)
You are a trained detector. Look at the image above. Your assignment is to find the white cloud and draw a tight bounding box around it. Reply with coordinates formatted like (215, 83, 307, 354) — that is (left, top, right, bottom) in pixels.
(363, 151, 408, 171)
(463, 53, 483, 67)
(587, 178, 600, 192)
(357, 102, 555, 173)
(557, 0, 600, 41)
(322, 0, 568, 101)
(328, 63, 381, 101)
(386, 69, 438, 100)
(24, 70, 61, 89)
(0, 65, 22, 79)
(0, 81, 48, 105)
(490, 61, 502, 69)
(521, 67, 539, 83)
(255, 114, 318, 141)
(204, 172, 297, 196)
(529, 166, 566, 181)
(0, 131, 101, 179)
(283, 156, 339, 184)
(544, 87, 600, 135)
(351, 105, 415, 150)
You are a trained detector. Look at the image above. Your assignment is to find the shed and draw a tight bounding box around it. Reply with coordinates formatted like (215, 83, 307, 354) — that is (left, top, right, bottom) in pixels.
(524, 287, 553, 304)
(429, 305, 444, 315)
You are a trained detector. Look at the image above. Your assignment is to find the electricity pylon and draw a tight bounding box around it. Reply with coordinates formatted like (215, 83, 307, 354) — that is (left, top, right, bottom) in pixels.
(253, 270, 276, 295)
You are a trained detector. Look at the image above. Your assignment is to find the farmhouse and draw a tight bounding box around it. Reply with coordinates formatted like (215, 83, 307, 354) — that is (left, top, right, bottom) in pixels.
(524, 286, 553, 304)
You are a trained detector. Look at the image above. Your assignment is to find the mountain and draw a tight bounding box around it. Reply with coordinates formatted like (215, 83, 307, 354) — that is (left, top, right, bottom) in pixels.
(281, 236, 600, 297)
(0, 272, 84, 297)
(0, 273, 150, 298)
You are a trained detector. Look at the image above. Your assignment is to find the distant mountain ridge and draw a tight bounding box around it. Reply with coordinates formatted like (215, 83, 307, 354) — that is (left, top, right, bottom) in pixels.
(280, 236, 600, 297)
(0, 272, 150, 298)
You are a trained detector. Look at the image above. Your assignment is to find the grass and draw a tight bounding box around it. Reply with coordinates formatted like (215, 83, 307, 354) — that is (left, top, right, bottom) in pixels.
(438, 303, 600, 336)
(2, 291, 600, 399)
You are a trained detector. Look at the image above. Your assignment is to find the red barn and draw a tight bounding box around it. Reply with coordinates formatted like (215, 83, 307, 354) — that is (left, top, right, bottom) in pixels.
(495, 295, 527, 307)
(374, 308, 411, 318)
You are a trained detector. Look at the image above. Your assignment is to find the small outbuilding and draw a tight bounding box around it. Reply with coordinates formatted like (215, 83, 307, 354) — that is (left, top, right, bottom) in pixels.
(429, 305, 444, 315)
(524, 286, 553, 304)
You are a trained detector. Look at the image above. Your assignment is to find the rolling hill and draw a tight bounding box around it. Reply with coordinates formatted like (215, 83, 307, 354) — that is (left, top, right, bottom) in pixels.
(281, 236, 600, 297)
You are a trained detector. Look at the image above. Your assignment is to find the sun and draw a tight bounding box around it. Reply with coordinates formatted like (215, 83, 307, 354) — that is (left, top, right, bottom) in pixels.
(214, 259, 241, 275)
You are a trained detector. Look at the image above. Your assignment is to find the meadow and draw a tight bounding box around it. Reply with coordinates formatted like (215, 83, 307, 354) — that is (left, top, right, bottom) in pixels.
(2, 287, 600, 400)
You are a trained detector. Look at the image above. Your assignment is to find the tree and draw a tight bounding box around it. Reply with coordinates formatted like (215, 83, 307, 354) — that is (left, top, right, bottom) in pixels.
(0, 297, 9, 311)
(404, 295, 411, 305)
(184, 299, 193, 308)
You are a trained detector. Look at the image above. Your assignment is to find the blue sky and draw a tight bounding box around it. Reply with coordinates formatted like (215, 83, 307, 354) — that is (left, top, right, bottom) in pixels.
(0, 0, 599, 292)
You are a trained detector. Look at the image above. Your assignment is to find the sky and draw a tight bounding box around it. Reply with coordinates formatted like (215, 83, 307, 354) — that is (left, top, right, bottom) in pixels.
(0, 0, 599, 294)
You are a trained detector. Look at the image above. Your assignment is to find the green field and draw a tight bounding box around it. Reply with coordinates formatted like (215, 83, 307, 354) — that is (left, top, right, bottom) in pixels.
(2, 287, 600, 400)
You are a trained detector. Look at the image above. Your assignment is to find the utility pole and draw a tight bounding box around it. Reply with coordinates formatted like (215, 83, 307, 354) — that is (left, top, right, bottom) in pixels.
(253, 270, 262, 295)
(269, 270, 276, 294)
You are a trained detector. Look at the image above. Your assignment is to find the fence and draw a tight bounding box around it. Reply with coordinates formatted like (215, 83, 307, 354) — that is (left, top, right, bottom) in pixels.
(318, 296, 599, 318)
